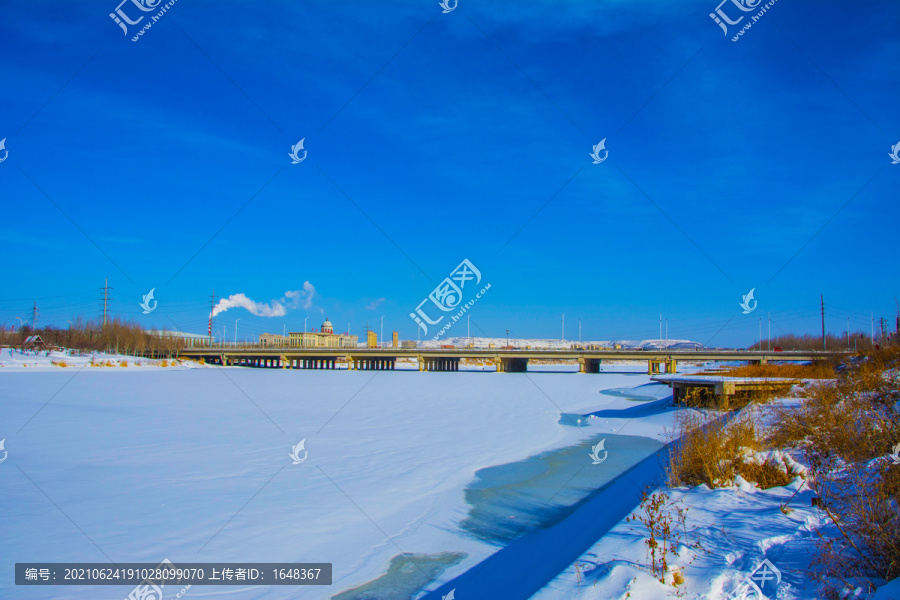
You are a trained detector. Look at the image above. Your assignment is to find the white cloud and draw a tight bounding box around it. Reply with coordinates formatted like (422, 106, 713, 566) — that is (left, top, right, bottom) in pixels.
(211, 282, 316, 317)
(365, 298, 386, 310)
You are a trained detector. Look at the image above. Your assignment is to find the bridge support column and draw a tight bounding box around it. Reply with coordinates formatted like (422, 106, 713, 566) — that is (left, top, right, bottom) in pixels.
(579, 358, 601, 373)
(496, 357, 528, 372)
(648, 359, 664, 375)
(714, 381, 736, 400)
(418, 356, 425, 371)
(665, 359, 677, 374)
(281, 355, 287, 369)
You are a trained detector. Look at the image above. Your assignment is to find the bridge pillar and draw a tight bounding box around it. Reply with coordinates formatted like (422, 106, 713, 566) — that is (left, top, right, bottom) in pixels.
(714, 381, 736, 398)
(648, 359, 665, 375)
(418, 356, 425, 371)
(496, 357, 528, 372)
(579, 358, 601, 373)
(281, 355, 287, 369)
(665, 359, 677, 374)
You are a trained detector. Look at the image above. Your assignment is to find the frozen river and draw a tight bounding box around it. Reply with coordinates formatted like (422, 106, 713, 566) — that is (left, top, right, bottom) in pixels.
(0, 363, 679, 599)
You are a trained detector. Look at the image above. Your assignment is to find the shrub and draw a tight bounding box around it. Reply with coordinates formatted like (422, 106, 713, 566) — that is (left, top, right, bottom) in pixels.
(668, 410, 802, 490)
(625, 490, 702, 584)
(765, 348, 900, 595)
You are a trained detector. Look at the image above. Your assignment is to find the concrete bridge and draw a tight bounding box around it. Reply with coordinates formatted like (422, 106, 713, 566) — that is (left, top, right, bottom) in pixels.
(174, 348, 845, 374)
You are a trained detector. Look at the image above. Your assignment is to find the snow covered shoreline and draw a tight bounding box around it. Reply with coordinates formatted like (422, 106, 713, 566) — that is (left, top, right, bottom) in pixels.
(4, 351, 889, 599)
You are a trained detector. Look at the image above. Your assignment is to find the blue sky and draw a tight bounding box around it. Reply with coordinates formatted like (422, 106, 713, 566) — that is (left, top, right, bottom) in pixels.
(0, 0, 897, 347)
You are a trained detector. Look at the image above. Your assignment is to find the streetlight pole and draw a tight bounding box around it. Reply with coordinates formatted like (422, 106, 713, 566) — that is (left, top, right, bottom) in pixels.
(380, 315, 384, 350)
(561, 314, 565, 343)
(506, 329, 509, 348)
(235, 318, 240, 345)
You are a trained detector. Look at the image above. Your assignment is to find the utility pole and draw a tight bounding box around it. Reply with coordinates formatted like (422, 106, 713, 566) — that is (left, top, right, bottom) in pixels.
(846, 317, 850, 349)
(31, 301, 39, 330)
(767, 312, 771, 351)
(506, 328, 509, 348)
(208, 290, 217, 345)
(820, 295, 826, 350)
(561, 314, 565, 342)
(380, 316, 384, 350)
(235, 318, 240, 345)
(758, 317, 762, 350)
(659, 314, 662, 345)
(100, 278, 112, 328)
(665, 319, 668, 348)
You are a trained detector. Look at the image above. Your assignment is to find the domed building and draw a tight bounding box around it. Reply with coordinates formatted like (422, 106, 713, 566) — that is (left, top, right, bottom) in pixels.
(284, 318, 356, 349)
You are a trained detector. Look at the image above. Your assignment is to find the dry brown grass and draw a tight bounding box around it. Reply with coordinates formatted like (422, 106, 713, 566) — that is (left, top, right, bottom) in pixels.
(668, 410, 800, 489)
(695, 362, 835, 379)
(770, 364, 900, 464)
(680, 386, 785, 411)
(764, 347, 900, 593)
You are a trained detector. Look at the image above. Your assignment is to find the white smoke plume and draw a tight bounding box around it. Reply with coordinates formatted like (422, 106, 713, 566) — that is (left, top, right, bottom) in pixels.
(211, 282, 315, 317)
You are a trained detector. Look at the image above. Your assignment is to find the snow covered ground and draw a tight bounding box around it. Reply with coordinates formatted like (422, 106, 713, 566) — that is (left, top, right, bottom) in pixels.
(1, 351, 887, 599)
